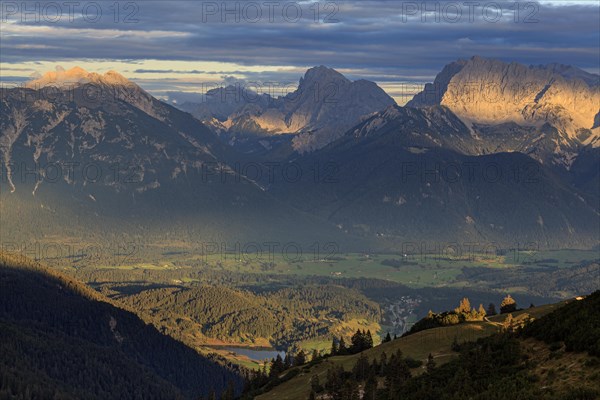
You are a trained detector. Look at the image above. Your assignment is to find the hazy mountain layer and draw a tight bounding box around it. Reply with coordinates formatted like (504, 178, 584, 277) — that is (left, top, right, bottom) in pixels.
(0, 69, 356, 250)
(268, 105, 599, 249)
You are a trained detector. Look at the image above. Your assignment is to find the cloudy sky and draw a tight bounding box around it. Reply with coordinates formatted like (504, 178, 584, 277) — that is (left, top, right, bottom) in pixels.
(1, 0, 598, 104)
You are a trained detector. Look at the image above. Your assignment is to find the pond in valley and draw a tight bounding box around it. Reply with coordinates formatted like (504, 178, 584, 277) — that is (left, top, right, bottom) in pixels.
(220, 347, 285, 361)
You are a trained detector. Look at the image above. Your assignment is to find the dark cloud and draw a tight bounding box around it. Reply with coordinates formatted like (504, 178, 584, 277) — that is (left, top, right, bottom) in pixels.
(1, 1, 598, 84)
(0, 76, 30, 82)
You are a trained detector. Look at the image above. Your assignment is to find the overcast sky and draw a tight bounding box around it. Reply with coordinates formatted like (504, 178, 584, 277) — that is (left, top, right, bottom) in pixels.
(1, 0, 598, 104)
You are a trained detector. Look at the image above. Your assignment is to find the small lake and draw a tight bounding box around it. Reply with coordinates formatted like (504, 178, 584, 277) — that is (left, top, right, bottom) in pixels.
(221, 347, 285, 361)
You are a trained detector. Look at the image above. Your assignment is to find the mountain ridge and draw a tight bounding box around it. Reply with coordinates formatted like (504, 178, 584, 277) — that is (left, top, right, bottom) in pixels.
(0, 76, 356, 250)
(27, 66, 133, 89)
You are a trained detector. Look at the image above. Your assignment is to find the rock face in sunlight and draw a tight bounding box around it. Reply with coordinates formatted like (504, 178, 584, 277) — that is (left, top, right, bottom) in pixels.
(27, 66, 131, 88)
(408, 56, 600, 166)
(26, 66, 170, 122)
(177, 66, 396, 153)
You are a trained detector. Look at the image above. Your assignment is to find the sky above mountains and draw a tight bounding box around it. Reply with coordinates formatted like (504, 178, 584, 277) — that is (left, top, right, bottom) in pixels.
(1, 0, 598, 104)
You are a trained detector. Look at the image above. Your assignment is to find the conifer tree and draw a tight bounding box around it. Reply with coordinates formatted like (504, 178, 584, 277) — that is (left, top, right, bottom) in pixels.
(500, 295, 517, 314)
(478, 303, 487, 317)
(365, 330, 374, 349)
(283, 354, 292, 370)
(351, 329, 362, 353)
(341, 379, 359, 400)
(379, 351, 388, 376)
(364, 374, 377, 400)
(451, 335, 460, 351)
(426, 353, 436, 373)
(330, 337, 338, 356)
(338, 337, 348, 355)
(310, 374, 322, 393)
(384, 351, 410, 397)
(294, 350, 307, 366)
(269, 355, 284, 378)
(456, 297, 471, 314)
(311, 349, 319, 362)
(352, 353, 370, 381)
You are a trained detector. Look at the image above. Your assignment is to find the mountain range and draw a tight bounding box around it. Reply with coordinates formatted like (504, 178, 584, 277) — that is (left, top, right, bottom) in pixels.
(0, 67, 348, 249)
(1, 57, 598, 255)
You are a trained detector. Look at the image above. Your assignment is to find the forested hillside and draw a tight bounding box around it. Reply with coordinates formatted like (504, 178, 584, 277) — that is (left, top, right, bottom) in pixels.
(0, 253, 242, 400)
(68, 260, 561, 352)
(114, 284, 381, 348)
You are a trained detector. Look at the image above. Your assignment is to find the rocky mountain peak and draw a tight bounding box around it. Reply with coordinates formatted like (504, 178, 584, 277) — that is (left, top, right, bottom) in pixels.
(172, 66, 394, 153)
(408, 56, 600, 142)
(26, 66, 134, 89)
(23, 66, 170, 122)
(299, 65, 350, 88)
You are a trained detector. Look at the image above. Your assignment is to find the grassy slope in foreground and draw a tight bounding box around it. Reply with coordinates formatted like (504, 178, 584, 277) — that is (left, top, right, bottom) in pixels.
(256, 301, 572, 400)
